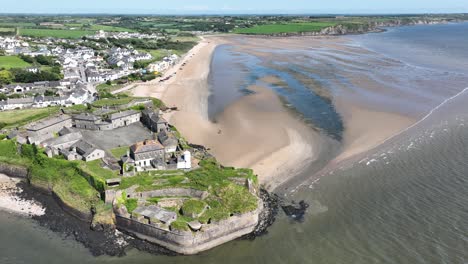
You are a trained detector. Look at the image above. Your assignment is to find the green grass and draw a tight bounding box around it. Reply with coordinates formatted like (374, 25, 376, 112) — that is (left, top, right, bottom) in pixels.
(110, 146, 129, 159)
(124, 198, 138, 213)
(181, 199, 206, 217)
(119, 158, 259, 225)
(0, 22, 35, 27)
(0, 28, 15, 33)
(139, 49, 170, 62)
(234, 22, 337, 35)
(79, 160, 120, 180)
(0, 140, 31, 166)
(18, 28, 96, 39)
(0, 107, 60, 129)
(170, 220, 189, 231)
(20, 146, 101, 213)
(0, 56, 31, 69)
(92, 97, 134, 107)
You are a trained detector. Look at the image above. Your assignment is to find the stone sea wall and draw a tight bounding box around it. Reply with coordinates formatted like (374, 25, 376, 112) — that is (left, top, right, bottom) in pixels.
(115, 200, 263, 255)
(0, 163, 28, 179)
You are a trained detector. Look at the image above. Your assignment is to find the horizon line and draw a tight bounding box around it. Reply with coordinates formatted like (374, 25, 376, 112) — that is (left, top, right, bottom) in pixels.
(0, 12, 467, 16)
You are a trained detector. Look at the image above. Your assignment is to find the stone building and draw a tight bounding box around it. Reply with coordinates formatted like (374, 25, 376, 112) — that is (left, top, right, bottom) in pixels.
(73, 113, 101, 130)
(108, 110, 141, 129)
(141, 109, 168, 132)
(158, 130, 178, 153)
(132, 205, 177, 226)
(24, 114, 72, 136)
(123, 139, 166, 171)
(60, 139, 105, 162)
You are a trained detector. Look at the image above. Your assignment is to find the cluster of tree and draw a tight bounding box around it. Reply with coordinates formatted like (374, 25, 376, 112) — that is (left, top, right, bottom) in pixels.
(107, 37, 196, 53)
(0, 67, 63, 84)
(133, 60, 154, 69)
(19, 54, 60, 66)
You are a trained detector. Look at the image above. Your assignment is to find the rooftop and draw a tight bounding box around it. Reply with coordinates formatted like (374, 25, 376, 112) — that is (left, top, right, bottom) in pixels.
(24, 114, 71, 131)
(130, 139, 164, 154)
(133, 205, 177, 224)
(109, 110, 140, 120)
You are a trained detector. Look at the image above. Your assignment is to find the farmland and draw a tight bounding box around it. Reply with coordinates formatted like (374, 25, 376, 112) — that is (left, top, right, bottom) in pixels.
(18, 28, 95, 39)
(234, 22, 337, 35)
(0, 56, 31, 69)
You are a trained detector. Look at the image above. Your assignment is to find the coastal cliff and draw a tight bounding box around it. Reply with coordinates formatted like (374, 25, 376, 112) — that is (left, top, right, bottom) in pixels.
(249, 18, 457, 37)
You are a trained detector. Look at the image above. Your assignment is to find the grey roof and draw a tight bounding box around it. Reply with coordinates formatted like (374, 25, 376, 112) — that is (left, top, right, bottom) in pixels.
(109, 110, 140, 120)
(73, 113, 100, 122)
(58, 126, 75, 136)
(158, 130, 178, 147)
(121, 155, 134, 164)
(25, 114, 71, 131)
(72, 140, 100, 157)
(3, 97, 34, 105)
(130, 139, 164, 154)
(42, 132, 82, 148)
(133, 205, 177, 223)
(34, 95, 64, 103)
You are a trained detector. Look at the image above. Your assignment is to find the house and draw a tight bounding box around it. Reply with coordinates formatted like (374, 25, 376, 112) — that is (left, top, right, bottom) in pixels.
(177, 150, 192, 169)
(124, 139, 165, 171)
(42, 132, 83, 157)
(60, 140, 105, 162)
(5, 83, 34, 93)
(65, 88, 92, 105)
(158, 130, 178, 153)
(132, 205, 177, 226)
(141, 109, 168, 132)
(73, 113, 101, 130)
(108, 110, 141, 129)
(33, 95, 66, 108)
(26, 67, 40, 73)
(0, 97, 34, 110)
(41, 131, 83, 150)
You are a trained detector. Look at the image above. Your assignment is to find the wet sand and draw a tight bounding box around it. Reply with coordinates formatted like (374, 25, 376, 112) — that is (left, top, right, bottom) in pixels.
(133, 37, 322, 190)
(132, 35, 441, 191)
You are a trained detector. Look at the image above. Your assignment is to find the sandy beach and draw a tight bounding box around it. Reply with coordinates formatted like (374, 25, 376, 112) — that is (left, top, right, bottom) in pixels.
(0, 174, 45, 216)
(131, 37, 323, 190)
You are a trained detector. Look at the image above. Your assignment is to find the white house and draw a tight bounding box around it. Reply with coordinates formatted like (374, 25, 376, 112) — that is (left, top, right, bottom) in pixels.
(177, 151, 192, 169)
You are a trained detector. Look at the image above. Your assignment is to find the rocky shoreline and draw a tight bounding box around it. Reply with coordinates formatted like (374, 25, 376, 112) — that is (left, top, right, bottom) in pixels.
(11, 177, 293, 257)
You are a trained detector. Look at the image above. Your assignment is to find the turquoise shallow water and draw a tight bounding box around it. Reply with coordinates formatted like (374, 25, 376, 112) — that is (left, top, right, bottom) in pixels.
(1, 23, 468, 263)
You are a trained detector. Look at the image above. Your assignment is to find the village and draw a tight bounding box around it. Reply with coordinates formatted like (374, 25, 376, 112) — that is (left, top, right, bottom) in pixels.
(0, 30, 181, 110)
(0, 19, 262, 255)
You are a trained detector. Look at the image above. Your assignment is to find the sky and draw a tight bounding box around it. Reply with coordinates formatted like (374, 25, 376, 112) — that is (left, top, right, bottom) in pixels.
(0, 0, 467, 14)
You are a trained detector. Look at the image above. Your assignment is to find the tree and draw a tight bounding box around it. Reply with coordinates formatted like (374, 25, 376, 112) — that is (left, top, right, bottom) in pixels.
(0, 70, 13, 85)
(19, 54, 34, 64)
(44, 90, 57, 96)
(35, 55, 55, 66)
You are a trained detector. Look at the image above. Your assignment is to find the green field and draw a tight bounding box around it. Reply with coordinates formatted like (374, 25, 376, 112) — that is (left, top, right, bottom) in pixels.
(109, 146, 129, 159)
(0, 22, 35, 28)
(0, 107, 60, 130)
(18, 28, 96, 39)
(0, 56, 31, 69)
(0, 28, 15, 33)
(234, 22, 337, 35)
